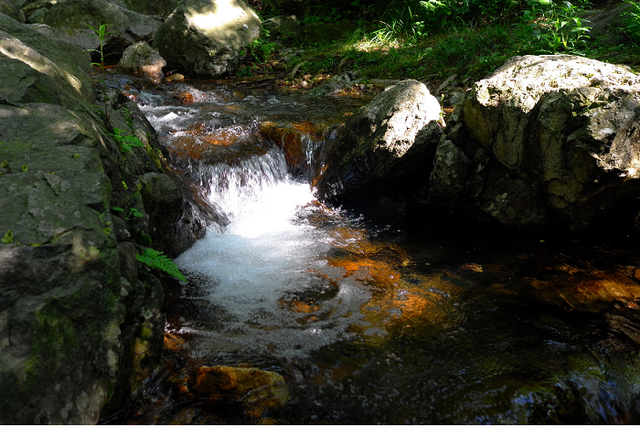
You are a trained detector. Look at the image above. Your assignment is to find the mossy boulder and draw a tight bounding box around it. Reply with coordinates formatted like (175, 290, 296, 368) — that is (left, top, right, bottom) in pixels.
(454, 54, 640, 230)
(0, 15, 208, 424)
(36, 0, 161, 59)
(152, 0, 262, 78)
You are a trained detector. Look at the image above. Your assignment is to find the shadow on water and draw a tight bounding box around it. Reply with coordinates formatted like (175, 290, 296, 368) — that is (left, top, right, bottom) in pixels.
(100, 72, 640, 425)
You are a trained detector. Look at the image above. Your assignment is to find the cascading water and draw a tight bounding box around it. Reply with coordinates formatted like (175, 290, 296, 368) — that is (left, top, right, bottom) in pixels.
(173, 148, 372, 359)
(105, 74, 640, 425)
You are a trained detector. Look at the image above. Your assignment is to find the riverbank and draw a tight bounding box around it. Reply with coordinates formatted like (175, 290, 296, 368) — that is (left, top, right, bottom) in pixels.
(237, 0, 640, 98)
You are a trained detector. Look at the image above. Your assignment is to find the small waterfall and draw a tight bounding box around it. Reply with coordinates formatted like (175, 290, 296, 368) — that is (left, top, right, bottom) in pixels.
(108, 77, 640, 424)
(174, 146, 371, 360)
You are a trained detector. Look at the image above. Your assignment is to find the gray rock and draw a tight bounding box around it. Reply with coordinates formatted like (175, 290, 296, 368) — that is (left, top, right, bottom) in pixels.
(428, 139, 469, 208)
(152, 0, 261, 78)
(121, 0, 180, 16)
(315, 79, 444, 198)
(0, 16, 211, 424)
(457, 54, 640, 230)
(309, 72, 360, 97)
(116, 41, 166, 83)
(40, 0, 161, 56)
(0, 13, 94, 105)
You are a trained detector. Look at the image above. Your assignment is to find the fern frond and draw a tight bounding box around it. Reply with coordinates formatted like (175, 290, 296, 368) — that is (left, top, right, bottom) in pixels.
(137, 248, 186, 281)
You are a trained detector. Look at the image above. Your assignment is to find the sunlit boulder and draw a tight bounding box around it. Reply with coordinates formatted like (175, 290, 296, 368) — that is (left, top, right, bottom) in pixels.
(152, 0, 261, 78)
(315, 79, 444, 199)
(448, 54, 640, 230)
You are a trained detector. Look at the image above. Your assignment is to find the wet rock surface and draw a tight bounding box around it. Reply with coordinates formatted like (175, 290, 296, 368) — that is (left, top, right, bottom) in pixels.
(0, 14, 209, 424)
(318, 56, 640, 233)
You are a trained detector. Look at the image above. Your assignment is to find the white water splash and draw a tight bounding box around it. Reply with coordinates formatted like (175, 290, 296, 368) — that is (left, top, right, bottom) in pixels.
(175, 149, 370, 359)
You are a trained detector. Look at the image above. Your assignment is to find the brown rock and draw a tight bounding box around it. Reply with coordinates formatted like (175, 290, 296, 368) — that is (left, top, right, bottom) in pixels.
(188, 365, 289, 417)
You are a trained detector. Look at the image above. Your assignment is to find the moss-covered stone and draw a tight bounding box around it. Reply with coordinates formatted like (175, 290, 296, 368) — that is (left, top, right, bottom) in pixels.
(0, 14, 191, 424)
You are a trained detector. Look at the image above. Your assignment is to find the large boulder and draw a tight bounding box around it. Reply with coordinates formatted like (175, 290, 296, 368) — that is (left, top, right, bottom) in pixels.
(33, 0, 161, 58)
(0, 15, 210, 423)
(315, 79, 444, 199)
(316, 56, 640, 233)
(448, 55, 640, 230)
(152, 0, 261, 78)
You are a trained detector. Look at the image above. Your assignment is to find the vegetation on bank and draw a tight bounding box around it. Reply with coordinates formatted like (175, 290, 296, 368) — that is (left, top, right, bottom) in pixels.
(240, 0, 640, 89)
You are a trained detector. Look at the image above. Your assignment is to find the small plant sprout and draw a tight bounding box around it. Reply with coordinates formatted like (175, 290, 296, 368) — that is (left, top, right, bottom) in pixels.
(111, 128, 144, 155)
(112, 206, 145, 220)
(1, 230, 13, 244)
(85, 23, 113, 119)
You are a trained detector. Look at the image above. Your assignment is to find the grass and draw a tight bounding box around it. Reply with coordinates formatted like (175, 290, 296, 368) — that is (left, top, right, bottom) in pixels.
(241, 0, 640, 91)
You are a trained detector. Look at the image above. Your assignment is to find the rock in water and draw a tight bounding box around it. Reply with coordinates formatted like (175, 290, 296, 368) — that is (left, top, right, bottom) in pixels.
(454, 54, 640, 230)
(315, 79, 444, 198)
(117, 41, 166, 83)
(185, 365, 290, 418)
(152, 0, 261, 78)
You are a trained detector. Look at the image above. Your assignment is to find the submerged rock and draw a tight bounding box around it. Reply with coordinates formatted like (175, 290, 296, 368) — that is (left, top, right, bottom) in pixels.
(182, 365, 290, 418)
(152, 0, 261, 78)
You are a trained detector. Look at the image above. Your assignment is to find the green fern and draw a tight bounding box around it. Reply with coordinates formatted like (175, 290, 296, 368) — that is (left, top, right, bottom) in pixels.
(137, 248, 186, 281)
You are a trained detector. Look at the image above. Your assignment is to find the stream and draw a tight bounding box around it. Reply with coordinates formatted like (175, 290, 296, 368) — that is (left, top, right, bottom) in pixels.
(104, 73, 640, 424)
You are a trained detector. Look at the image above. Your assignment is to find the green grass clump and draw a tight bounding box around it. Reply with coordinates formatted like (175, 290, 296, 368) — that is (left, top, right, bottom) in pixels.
(248, 1, 638, 88)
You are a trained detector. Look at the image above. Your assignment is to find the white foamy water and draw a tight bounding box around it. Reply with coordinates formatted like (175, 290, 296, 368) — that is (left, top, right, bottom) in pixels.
(174, 150, 371, 359)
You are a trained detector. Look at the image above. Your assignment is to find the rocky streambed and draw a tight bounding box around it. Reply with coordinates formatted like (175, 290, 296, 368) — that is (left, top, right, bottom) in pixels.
(2, 1, 640, 423)
(100, 67, 640, 424)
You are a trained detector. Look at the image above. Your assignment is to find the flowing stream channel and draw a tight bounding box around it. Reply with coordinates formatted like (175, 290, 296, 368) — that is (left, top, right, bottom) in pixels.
(104, 74, 640, 424)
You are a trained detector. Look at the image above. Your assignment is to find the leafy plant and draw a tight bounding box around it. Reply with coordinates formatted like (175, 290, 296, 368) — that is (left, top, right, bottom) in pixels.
(85, 23, 113, 119)
(624, 1, 640, 47)
(247, 29, 277, 62)
(1, 230, 13, 244)
(137, 248, 186, 281)
(517, 0, 590, 54)
(112, 206, 144, 220)
(111, 128, 144, 154)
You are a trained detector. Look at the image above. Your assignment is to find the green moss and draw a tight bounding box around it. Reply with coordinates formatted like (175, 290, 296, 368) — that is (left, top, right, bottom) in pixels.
(139, 322, 154, 340)
(105, 289, 120, 316)
(25, 306, 79, 387)
(143, 141, 165, 172)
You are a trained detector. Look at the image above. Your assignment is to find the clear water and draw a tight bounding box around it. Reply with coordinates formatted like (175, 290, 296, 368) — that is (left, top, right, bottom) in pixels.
(105, 74, 640, 425)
